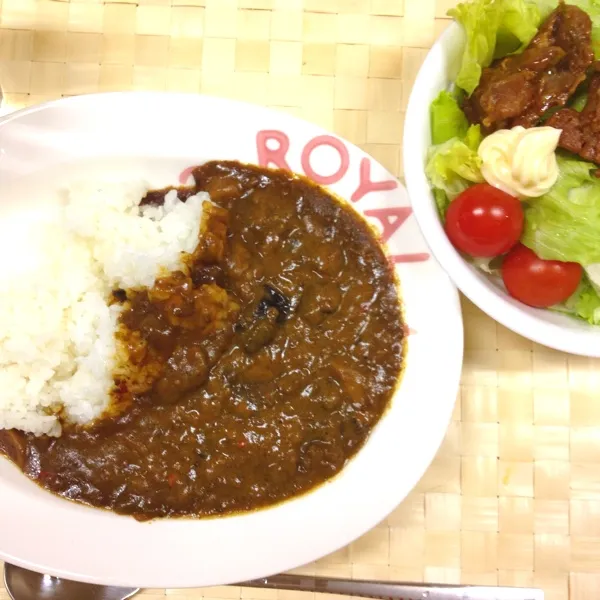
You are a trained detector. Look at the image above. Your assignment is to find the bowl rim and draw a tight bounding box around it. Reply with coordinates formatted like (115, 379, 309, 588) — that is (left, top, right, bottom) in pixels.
(404, 22, 600, 358)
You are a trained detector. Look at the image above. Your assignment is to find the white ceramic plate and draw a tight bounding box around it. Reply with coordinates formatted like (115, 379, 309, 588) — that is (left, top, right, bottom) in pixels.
(0, 93, 463, 589)
(404, 23, 600, 357)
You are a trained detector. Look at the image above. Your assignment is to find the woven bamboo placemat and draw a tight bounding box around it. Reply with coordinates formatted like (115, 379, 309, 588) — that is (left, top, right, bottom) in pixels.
(0, 1, 599, 599)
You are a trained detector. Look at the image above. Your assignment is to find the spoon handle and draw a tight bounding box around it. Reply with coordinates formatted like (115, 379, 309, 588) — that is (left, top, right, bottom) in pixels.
(241, 574, 544, 600)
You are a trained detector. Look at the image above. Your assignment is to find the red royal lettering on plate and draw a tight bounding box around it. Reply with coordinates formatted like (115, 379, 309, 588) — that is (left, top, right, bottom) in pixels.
(256, 130, 292, 171)
(390, 253, 430, 263)
(364, 207, 412, 243)
(351, 158, 398, 202)
(179, 166, 195, 185)
(301, 135, 349, 185)
(367, 207, 430, 264)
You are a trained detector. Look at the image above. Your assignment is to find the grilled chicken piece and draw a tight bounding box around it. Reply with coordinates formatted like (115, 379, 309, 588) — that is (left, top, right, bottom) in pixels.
(463, 3, 594, 133)
(548, 66, 600, 165)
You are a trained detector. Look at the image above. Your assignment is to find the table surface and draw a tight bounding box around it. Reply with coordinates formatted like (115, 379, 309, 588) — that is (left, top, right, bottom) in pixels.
(1, 1, 600, 599)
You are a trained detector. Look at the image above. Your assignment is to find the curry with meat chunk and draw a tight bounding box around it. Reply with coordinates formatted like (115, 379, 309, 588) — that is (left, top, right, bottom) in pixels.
(0, 161, 404, 520)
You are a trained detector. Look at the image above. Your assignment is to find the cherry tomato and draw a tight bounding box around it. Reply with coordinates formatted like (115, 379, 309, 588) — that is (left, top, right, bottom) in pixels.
(445, 184, 524, 257)
(501, 244, 583, 308)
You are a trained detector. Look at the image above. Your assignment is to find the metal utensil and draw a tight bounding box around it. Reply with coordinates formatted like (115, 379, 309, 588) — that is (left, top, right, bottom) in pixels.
(4, 563, 544, 600)
(3, 563, 139, 600)
(241, 573, 545, 600)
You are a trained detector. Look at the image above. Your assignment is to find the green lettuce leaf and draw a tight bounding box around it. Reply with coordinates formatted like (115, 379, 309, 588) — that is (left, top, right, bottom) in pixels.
(425, 124, 484, 217)
(569, 90, 588, 112)
(430, 91, 469, 144)
(433, 188, 451, 216)
(448, 0, 541, 94)
(586, 264, 600, 294)
(555, 275, 600, 324)
(521, 155, 600, 265)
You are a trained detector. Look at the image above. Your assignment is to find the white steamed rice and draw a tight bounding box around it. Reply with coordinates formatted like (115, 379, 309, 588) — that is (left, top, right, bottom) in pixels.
(0, 181, 208, 437)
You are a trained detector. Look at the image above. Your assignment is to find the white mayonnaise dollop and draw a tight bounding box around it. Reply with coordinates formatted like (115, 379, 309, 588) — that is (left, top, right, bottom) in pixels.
(478, 126, 561, 198)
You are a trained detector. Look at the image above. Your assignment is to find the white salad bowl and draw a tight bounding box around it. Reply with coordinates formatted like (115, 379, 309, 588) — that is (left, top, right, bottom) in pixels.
(404, 22, 600, 357)
(0, 92, 463, 589)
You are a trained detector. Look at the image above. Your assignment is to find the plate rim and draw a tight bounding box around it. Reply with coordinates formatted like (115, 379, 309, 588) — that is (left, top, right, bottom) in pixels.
(0, 91, 464, 588)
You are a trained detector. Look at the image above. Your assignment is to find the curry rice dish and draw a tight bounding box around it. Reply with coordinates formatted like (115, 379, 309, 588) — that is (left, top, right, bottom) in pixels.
(0, 161, 405, 521)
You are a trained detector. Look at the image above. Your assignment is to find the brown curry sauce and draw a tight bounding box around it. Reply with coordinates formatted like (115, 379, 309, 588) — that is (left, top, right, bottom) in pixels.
(0, 161, 405, 521)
